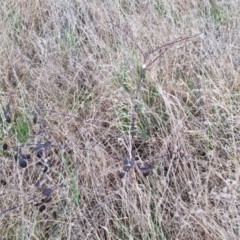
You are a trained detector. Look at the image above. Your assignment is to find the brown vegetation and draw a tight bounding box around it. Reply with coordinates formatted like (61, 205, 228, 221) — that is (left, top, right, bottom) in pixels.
(1, 0, 240, 239)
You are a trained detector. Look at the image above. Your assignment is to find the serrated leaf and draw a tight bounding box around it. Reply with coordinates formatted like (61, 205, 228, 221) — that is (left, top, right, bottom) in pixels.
(4, 104, 11, 123)
(32, 106, 42, 124)
(42, 188, 52, 197)
(36, 149, 43, 158)
(139, 162, 151, 177)
(34, 180, 40, 188)
(33, 141, 51, 158)
(14, 151, 28, 168)
(1, 179, 7, 186)
(43, 165, 48, 173)
(2, 143, 8, 150)
(118, 171, 125, 179)
(122, 155, 135, 172)
(18, 156, 27, 168)
(43, 141, 51, 149)
(39, 204, 46, 212)
(32, 111, 38, 124)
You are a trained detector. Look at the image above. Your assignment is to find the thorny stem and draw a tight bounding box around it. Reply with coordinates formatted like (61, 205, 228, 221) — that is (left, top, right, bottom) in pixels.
(146, 33, 202, 62)
(130, 66, 146, 158)
(136, 67, 146, 100)
(109, 22, 201, 166)
(109, 22, 144, 56)
(191, 64, 206, 129)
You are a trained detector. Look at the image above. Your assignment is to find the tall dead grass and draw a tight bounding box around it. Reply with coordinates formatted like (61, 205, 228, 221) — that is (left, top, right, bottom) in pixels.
(0, 0, 240, 239)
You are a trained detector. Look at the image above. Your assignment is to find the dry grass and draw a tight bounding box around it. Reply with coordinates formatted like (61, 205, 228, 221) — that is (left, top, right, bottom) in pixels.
(0, 0, 240, 239)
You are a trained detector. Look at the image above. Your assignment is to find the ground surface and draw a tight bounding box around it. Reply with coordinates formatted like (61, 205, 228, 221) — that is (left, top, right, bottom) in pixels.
(0, 0, 240, 239)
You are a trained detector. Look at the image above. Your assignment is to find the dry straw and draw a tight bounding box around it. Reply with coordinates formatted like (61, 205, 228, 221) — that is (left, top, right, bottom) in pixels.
(0, 0, 240, 239)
